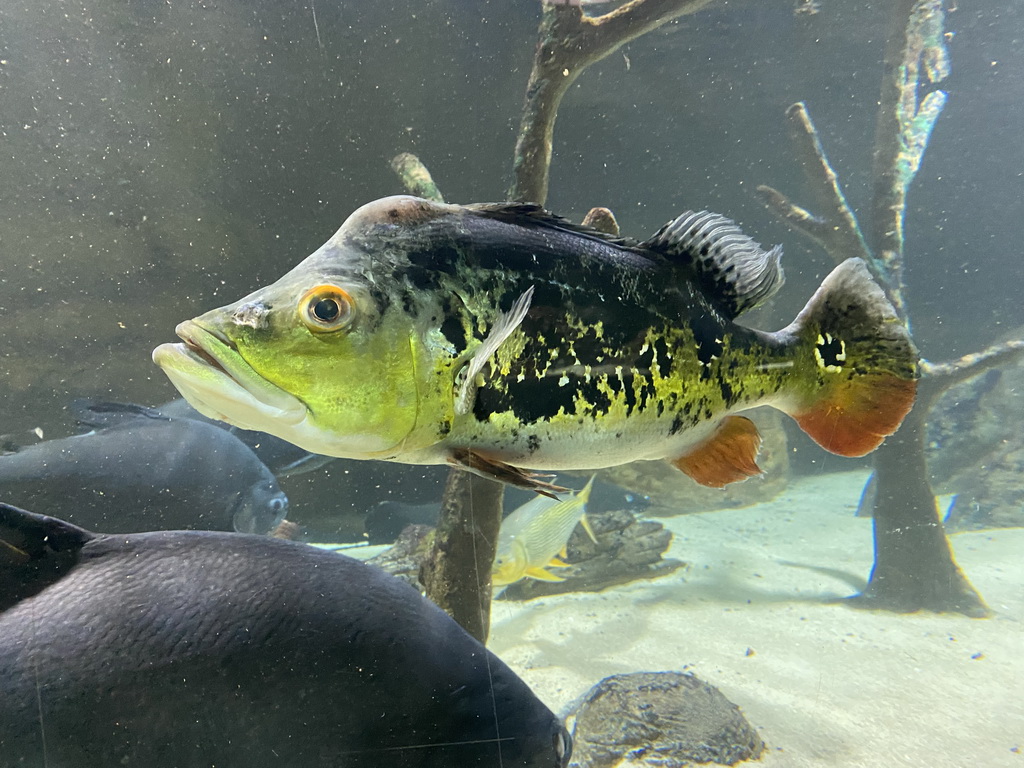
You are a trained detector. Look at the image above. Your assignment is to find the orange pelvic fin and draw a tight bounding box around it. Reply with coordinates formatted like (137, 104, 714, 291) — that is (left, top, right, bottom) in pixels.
(671, 415, 763, 488)
(792, 373, 916, 457)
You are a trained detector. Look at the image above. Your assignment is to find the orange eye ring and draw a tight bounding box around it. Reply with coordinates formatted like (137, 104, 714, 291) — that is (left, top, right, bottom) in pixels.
(299, 284, 354, 333)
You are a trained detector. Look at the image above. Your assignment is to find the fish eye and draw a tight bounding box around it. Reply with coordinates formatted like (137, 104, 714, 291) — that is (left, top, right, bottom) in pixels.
(300, 284, 354, 333)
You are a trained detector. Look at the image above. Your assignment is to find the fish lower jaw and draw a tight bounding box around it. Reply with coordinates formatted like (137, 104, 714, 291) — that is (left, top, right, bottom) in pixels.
(153, 341, 309, 431)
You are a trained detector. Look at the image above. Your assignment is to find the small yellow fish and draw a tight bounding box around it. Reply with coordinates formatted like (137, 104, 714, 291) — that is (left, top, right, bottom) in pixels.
(492, 476, 597, 587)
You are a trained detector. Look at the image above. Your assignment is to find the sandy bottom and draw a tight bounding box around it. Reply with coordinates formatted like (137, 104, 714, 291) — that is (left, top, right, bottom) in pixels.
(487, 471, 1023, 768)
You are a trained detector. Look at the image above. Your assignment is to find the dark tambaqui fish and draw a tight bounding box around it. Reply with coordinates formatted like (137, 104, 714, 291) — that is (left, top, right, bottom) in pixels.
(148, 397, 335, 477)
(153, 196, 917, 493)
(0, 503, 570, 767)
(0, 409, 286, 534)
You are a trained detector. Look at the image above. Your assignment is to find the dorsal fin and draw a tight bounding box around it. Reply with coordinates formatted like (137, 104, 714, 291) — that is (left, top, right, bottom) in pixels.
(465, 202, 638, 248)
(0, 503, 94, 613)
(642, 210, 784, 318)
(71, 398, 168, 430)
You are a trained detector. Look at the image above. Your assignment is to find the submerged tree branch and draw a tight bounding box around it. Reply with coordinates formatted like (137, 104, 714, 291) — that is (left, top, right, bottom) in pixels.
(511, 0, 715, 204)
(389, 154, 508, 640)
(917, 339, 1024, 409)
(758, 1, 989, 616)
(784, 103, 873, 265)
(390, 152, 444, 203)
(755, 103, 873, 275)
(869, 0, 950, 319)
(581, 205, 620, 234)
(420, 470, 504, 644)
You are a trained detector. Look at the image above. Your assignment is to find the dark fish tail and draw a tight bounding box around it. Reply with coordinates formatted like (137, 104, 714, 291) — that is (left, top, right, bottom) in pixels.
(0, 503, 92, 612)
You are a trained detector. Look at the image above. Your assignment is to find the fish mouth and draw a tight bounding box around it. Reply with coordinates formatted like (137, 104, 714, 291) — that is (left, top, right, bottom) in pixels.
(152, 320, 307, 432)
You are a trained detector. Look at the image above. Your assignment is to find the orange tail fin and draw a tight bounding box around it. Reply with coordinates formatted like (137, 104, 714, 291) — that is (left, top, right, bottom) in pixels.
(778, 259, 918, 457)
(792, 374, 917, 456)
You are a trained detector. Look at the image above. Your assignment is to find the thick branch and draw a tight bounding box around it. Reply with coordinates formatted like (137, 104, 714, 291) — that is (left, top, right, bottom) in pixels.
(852, 403, 988, 617)
(511, 0, 715, 204)
(420, 470, 504, 644)
(869, 0, 950, 316)
(581, 205, 620, 234)
(388, 155, 508, 642)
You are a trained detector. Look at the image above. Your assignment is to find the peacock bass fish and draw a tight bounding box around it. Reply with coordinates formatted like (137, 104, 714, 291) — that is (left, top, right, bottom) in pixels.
(153, 196, 918, 493)
(492, 476, 597, 587)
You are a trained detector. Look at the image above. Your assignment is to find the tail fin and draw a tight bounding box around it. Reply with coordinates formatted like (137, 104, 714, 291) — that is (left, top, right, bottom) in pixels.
(778, 259, 918, 457)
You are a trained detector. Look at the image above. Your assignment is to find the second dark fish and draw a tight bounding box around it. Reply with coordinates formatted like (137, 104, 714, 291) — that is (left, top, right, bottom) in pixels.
(0, 411, 287, 534)
(0, 503, 571, 767)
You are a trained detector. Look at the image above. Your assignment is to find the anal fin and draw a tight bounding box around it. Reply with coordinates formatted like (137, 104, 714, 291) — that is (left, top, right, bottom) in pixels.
(670, 415, 763, 488)
(525, 566, 566, 583)
(448, 449, 569, 498)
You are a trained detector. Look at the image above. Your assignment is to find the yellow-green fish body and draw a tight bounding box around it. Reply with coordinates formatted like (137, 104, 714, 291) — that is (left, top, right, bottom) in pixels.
(153, 196, 917, 491)
(492, 477, 596, 587)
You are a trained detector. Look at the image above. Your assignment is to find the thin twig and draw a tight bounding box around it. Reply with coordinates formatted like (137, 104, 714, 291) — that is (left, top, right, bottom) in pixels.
(916, 339, 1024, 409)
(390, 152, 444, 203)
(755, 184, 854, 259)
(785, 103, 873, 264)
(755, 103, 873, 272)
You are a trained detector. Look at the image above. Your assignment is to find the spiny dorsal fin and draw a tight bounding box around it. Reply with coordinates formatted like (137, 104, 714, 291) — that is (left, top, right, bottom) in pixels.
(642, 210, 784, 319)
(465, 202, 638, 248)
(0, 503, 94, 613)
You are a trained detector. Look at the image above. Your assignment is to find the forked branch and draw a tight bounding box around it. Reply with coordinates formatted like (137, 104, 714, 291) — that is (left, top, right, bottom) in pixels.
(511, 0, 715, 205)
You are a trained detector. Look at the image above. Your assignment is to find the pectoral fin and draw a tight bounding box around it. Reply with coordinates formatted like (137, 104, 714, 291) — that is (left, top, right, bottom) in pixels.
(670, 415, 763, 488)
(455, 286, 534, 416)
(448, 449, 569, 498)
